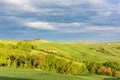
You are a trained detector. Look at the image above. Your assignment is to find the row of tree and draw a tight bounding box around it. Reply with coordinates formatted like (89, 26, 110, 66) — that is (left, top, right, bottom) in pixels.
(84, 61, 120, 78)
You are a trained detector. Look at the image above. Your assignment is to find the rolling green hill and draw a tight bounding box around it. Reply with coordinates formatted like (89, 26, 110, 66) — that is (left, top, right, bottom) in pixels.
(31, 39, 120, 62)
(0, 68, 119, 80)
(0, 39, 120, 79)
(1, 39, 120, 62)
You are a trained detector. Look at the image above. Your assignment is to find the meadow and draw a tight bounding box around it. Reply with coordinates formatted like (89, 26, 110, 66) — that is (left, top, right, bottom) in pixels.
(32, 40, 120, 62)
(0, 39, 120, 79)
(0, 68, 119, 80)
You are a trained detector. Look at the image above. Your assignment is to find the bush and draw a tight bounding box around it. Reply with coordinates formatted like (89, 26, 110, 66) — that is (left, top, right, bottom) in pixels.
(113, 70, 120, 78)
(97, 66, 112, 76)
(17, 41, 32, 52)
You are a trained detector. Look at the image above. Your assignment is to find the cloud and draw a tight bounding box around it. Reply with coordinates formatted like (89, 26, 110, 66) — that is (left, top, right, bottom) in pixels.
(83, 26, 119, 31)
(34, 0, 105, 6)
(53, 22, 120, 33)
(24, 21, 120, 33)
(25, 21, 56, 30)
(0, 0, 120, 40)
(1, 0, 39, 12)
(1, 0, 120, 19)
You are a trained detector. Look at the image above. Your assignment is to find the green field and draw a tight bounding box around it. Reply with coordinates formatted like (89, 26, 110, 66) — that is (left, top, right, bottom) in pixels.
(0, 68, 119, 80)
(32, 40, 120, 62)
(0, 40, 120, 79)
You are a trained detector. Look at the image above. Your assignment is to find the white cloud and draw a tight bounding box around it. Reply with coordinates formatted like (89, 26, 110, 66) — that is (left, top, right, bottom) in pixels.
(39, 0, 105, 6)
(25, 21, 56, 30)
(3, 0, 26, 4)
(1, 0, 120, 33)
(1, 0, 39, 12)
(87, 0, 104, 4)
(84, 26, 118, 31)
(1, 0, 119, 16)
(24, 21, 120, 33)
(52, 22, 120, 33)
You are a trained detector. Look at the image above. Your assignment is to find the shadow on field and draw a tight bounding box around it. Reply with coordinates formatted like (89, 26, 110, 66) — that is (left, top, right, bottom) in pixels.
(104, 78, 120, 80)
(0, 76, 31, 80)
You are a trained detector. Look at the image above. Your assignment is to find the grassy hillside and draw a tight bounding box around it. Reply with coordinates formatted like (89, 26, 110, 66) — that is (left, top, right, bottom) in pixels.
(0, 68, 119, 80)
(31, 40, 120, 62)
(1, 39, 120, 62)
(0, 39, 120, 79)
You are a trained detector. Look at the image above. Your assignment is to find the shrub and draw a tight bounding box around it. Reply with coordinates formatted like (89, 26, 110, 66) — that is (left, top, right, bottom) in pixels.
(113, 70, 120, 78)
(97, 66, 112, 76)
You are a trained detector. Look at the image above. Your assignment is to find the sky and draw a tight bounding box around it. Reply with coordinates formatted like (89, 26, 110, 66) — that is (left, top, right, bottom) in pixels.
(0, 0, 120, 42)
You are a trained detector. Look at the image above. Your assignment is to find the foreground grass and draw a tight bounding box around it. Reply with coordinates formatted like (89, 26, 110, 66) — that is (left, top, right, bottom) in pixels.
(0, 68, 119, 80)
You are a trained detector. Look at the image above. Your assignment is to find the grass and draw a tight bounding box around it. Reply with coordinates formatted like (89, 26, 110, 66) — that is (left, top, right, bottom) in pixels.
(0, 40, 19, 45)
(0, 68, 119, 80)
(32, 41, 120, 62)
